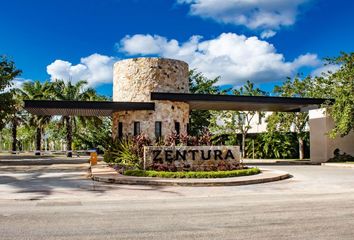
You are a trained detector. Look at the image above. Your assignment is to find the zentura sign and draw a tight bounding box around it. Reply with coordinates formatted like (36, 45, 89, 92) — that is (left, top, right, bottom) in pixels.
(143, 146, 240, 170)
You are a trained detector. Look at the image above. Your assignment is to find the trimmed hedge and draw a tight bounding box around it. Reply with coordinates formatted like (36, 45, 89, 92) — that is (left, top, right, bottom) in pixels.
(123, 168, 261, 178)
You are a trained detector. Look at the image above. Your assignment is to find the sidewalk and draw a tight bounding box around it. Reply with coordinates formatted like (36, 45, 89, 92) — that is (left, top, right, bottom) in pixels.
(243, 159, 316, 165)
(321, 162, 354, 168)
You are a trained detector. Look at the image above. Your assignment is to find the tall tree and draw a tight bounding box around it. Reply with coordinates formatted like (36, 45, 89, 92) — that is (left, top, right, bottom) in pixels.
(73, 116, 112, 152)
(52, 80, 103, 157)
(9, 90, 29, 153)
(21, 80, 53, 155)
(188, 70, 228, 135)
(316, 52, 354, 137)
(209, 81, 265, 158)
(0, 55, 22, 131)
(266, 76, 314, 160)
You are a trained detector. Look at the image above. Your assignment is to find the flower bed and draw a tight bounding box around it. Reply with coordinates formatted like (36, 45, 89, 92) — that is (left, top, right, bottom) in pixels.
(123, 167, 261, 178)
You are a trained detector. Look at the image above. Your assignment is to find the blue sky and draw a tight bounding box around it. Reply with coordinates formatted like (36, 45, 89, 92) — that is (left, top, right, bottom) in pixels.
(1, 0, 353, 97)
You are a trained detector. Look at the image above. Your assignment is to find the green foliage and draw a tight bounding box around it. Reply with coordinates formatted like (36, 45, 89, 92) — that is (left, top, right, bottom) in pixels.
(267, 75, 313, 159)
(245, 132, 300, 159)
(209, 80, 266, 157)
(188, 70, 227, 136)
(45, 120, 66, 148)
(210, 133, 241, 146)
(21, 80, 54, 100)
(50, 79, 108, 156)
(1, 78, 109, 153)
(72, 117, 112, 152)
(103, 139, 140, 167)
(11, 124, 35, 150)
(8, 99, 29, 152)
(319, 52, 354, 137)
(327, 149, 354, 162)
(0, 56, 22, 90)
(116, 139, 140, 167)
(164, 130, 211, 146)
(104, 132, 216, 170)
(0, 55, 22, 131)
(123, 168, 260, 178)
(20, 80, 55, 153)
(104, 135, 152, 168)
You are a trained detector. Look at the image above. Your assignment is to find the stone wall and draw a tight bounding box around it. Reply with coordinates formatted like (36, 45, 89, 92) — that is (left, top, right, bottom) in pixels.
(112, 57, 190, 140)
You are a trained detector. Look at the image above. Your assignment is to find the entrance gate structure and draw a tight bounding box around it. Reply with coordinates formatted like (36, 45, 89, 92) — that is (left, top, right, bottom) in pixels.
(24, 57, 354, 163)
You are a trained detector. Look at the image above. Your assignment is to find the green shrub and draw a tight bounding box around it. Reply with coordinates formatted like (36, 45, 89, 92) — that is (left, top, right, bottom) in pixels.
(123, 168, 261, 178)
(245, 132, 300, 159)
(328, 148, 354, 162)
(103, 138, 140, 167)
(103, 132, 216, 169)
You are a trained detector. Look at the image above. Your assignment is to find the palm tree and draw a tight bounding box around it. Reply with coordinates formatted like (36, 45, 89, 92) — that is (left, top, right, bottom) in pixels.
(9, 97, 28, 153)
(52, 80, 103, 157)
(20, 80, 53, 155)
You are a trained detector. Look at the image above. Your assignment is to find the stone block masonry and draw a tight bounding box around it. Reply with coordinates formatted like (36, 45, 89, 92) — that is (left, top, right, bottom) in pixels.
(112, 58, 190, 140)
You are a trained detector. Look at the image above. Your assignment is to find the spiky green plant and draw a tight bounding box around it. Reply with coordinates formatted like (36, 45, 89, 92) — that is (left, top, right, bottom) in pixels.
(104, 138, 141, 168)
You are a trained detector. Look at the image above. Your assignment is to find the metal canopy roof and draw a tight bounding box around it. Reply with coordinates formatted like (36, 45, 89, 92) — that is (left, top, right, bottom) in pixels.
(151, 92, 329, 112)
(24, 100, 155, 116)
(24, 93, 330, 116)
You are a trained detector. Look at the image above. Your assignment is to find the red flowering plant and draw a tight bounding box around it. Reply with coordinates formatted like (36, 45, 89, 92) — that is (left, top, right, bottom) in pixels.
(104, 129, 244, 173)
(164, 131, 206, 147)
(150, 162, 178, 172)
(131, 134, 152, 159)
(179, 132, 189, 145)
(163, 131, 178, 146)
(198, 129, 212, 146)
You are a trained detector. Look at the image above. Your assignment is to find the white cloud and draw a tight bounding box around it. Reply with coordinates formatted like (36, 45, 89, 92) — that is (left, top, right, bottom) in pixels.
(292, 53, 320, 69)
(47, 53, 116, 87)
(311, 64, 340, 77)
(119, 34, 179, 55)
(260, 30, 276, 39)
(1, 78, 32, 93)
(119, 33, 320, 86)
(177, 0, 309, 37)
(13, 78, 32, 89)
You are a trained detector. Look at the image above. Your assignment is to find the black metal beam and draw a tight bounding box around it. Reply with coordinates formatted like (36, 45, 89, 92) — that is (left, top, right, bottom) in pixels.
(151, 92, 331, 112)
(24, 100, 155, 116)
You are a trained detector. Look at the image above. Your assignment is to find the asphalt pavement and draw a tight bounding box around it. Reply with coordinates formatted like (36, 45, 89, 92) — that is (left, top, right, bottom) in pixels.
(0, 157, 354, 240)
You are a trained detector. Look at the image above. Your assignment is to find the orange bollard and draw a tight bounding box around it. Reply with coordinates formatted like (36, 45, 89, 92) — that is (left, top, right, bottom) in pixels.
(90, 152, 98, 165)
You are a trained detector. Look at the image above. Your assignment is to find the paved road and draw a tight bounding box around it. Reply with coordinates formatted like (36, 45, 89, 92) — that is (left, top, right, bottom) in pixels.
(0, 158, 354, 239)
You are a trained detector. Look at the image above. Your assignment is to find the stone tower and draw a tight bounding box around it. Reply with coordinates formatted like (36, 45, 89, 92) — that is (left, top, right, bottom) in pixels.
(112, 57, 190, 140)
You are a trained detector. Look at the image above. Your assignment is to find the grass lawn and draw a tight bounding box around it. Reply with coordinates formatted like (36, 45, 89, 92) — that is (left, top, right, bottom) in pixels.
(123, 168, 261, 178)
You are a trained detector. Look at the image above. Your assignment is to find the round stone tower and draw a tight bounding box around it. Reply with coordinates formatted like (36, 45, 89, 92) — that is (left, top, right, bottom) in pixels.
(112, 57, 190, 140)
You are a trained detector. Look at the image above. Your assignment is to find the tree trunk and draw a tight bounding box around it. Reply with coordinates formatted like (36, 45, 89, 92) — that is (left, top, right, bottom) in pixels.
(66, 117, 73, 157)
(242, 133, 246, 158)
(11, 119, 17, 154)
(0, 132, 3, 152)
(298, 137, 304, 160)
(35, 127, 41, 155)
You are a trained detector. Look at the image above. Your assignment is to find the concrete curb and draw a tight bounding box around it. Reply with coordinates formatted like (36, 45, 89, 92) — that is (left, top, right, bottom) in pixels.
(91, 164, 291, 187)
(0, 159, 90, 166)
(321, 163, 354, 169)
(243, 159, 317, 165)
